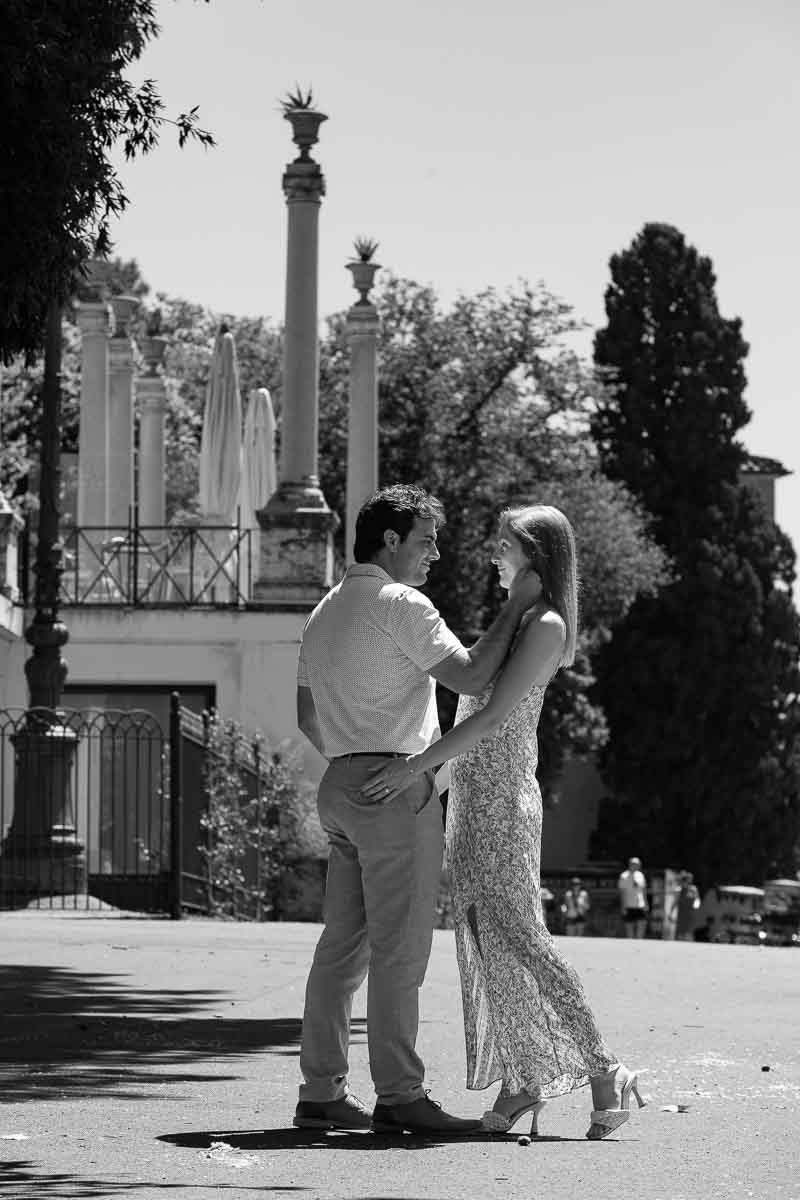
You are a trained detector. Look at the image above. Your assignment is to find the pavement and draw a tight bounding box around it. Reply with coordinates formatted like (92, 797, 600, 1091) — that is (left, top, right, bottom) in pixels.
(0, 911, 798, 1200)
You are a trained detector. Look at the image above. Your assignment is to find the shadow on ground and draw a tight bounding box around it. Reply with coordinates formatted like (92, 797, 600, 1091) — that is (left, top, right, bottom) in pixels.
(0, 1161, 296, 1196)
(159, 1127, 577, 1152)
(0, 963, 365, 1103)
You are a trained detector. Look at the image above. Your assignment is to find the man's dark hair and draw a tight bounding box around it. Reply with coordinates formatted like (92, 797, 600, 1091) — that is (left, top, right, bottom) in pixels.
(353, 484, 445, 562)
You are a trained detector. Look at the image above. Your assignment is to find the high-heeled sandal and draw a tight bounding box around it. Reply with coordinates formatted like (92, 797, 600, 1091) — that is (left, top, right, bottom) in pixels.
(481, 1093, 547, 1135)
(586, 1065, 646, 1140)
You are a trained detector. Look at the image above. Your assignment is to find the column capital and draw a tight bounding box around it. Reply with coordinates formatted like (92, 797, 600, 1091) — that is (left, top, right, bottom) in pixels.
(109, 338, 134, 374)
(137, 375, 166, 412)
(346, 303, 380, 337)
(75, 299, 111, 338)
(283, 159, 326, 204)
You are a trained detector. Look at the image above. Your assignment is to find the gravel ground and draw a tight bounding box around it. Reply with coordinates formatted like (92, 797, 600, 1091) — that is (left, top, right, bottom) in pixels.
(0, 911, 798, 1200)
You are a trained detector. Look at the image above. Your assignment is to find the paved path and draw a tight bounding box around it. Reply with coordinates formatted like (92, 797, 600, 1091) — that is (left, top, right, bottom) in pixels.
(0, 912, 797, 1199)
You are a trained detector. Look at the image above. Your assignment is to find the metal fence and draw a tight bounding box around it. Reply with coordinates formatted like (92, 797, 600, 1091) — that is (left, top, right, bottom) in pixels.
(0, 697, 302, 920)
(18, 512, 254, 608)
(0, 707, 176, 913)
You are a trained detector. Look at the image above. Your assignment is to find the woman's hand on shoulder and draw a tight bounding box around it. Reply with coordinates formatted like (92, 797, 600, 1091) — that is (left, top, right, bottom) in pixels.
(509, 565, 543, 609)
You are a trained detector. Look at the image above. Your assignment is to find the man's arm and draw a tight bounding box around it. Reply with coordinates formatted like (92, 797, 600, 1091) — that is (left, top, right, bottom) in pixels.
(429, 571, 542, 696)
(297, 685, 328, 759)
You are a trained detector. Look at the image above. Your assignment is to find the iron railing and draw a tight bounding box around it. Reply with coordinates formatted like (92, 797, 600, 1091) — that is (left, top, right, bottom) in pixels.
(18, 510, 254, 608)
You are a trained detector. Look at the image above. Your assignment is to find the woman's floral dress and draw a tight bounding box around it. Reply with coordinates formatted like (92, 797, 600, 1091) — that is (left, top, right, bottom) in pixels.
(446, 681, 616, 1099)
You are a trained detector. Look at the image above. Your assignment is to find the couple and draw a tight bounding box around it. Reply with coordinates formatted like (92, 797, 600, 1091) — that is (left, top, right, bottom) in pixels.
(294, 484, 644, 1140)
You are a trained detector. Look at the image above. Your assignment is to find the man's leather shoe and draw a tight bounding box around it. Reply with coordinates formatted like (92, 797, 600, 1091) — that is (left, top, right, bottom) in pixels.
(371, 1093, 481, 1135)
(293, 1093, 372, 1130)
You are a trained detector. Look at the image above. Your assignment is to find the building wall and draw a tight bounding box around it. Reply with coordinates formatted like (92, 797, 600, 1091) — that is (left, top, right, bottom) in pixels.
(0, 601, 24, 710)
(739, 472, 776, 520)
(0, 606, 327, 783)
(540, 755, 604, 870)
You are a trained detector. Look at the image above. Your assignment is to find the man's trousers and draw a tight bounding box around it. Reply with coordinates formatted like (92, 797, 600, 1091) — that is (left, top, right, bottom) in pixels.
(298, 754, 443, 1106)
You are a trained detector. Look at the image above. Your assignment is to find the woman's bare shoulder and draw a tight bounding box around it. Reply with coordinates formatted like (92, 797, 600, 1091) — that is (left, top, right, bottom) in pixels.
(514, 605, 565, 676)
(521, 604, 566, 640)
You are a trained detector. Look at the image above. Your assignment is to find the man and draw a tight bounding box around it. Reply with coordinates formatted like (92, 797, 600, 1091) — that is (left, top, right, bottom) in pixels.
(294, 484, 540, 1135)
(618, 856, 648, 939)
(562, 876, 591, 936)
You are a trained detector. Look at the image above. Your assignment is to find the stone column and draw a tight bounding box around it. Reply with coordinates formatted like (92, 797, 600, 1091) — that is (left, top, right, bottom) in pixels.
(0, 489, 23, 605)
(107, 296, 139, 533)
(76, 297, 111, 593)
(345, 257, 381, 564)
(137, 336, 168, 529)
(254, 102, 338, 606)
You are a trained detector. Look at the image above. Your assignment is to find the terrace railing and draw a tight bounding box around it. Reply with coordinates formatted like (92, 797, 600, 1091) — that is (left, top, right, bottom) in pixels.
(18, 510, 254, 608)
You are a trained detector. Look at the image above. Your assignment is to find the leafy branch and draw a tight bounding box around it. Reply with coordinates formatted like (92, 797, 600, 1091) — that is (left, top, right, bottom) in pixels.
(280, 85, 315, 113)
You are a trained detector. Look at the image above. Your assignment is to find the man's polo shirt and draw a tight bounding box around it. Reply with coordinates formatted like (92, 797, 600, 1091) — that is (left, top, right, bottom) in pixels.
(297, 563, 463, 757)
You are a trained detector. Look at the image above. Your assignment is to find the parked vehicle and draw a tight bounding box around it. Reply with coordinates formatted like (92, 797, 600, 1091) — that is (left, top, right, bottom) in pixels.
(696, 885, 766, 944)
(761, 879, 800, 947)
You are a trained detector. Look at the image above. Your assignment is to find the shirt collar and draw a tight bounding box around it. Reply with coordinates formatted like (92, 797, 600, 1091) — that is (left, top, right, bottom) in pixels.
(345, 563, 395, 582)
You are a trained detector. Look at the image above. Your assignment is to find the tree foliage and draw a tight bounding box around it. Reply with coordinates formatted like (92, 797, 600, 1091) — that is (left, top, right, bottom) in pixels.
(2, 260, 669, 805)
(0, 0, 212, 364)
(319, 276, 669, 799)
(590, 223, 800, 887)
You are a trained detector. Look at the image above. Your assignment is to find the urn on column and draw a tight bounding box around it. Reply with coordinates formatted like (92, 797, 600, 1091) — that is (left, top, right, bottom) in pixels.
(346, 237, 382, 305)
(281, 86, 328, 160)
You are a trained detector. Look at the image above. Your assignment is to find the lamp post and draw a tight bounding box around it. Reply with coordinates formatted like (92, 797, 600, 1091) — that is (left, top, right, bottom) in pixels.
(25, 299, 70, 712)
(0, 298, 84, 905)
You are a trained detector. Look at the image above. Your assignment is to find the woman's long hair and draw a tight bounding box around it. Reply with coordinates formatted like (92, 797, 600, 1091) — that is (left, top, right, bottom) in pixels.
(499, 504, 578, 668)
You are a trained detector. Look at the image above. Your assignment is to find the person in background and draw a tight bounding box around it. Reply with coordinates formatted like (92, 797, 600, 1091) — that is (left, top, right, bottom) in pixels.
(562, 877, 591, 936)
(618, 856, 648, 939)
(672, 871, 700, 941)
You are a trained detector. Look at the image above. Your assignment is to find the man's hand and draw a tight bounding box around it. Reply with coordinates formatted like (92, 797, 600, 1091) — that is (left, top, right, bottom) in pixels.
(509, 566, 543, 610)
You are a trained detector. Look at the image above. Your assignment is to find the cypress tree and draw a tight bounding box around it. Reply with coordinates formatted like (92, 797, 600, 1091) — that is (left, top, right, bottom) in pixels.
(591, 223, 800, 888)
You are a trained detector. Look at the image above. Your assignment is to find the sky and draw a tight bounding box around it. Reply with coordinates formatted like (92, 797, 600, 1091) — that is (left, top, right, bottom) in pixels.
(112, 0, 800, 558)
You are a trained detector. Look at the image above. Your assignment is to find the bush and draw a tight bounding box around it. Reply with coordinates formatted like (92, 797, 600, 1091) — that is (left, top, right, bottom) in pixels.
(198, 712, 323, 920)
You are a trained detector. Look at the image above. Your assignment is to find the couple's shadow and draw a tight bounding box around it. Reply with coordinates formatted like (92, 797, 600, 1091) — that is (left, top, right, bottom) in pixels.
(159, 1127, 575, 1152)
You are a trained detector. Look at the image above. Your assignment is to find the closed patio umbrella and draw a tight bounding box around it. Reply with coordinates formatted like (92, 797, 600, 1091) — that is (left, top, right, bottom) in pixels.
(198, 326, 242, 523)
(195, 327, 243, 601)
(239, 387, 277, 530)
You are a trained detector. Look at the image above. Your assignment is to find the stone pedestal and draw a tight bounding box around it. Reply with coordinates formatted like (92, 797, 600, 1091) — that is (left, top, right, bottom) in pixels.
(345, 282, 380, 564)
(137, 337, 168, 529)
(0, 723, 84, 905)
(254, 483, 339, 605)
(254, 104, 337, 605)
(108, 296, 139, 532)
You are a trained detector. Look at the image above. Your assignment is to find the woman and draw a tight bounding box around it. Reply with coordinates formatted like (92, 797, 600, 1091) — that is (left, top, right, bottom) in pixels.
(672, 871, 700, 941)
(362, 505, 645, 1139)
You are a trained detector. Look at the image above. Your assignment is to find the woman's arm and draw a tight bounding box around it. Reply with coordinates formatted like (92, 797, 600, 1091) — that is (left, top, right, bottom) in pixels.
(361, 609, 565, 802)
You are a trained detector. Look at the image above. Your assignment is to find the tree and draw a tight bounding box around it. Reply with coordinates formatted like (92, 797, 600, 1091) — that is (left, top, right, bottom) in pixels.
(319, 275, 669, 799)
(0, 0, 212, 364)
(590, 223, 800, 887)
